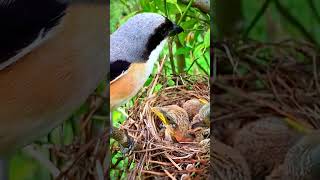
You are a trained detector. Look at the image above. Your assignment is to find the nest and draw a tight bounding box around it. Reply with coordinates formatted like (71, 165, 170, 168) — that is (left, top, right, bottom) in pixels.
(212, 39, 320, 179)
(116, 73, 210, 179)
(23, 92, 110, 180)
(214, 39, 320, 132)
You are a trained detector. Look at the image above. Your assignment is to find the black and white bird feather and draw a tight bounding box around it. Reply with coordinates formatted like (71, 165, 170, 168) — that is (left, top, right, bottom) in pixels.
(0, 0, 69, 70)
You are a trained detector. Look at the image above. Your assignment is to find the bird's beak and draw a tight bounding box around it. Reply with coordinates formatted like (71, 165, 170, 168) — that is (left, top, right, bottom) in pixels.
(151, 107, 170, 126)
(169, 23, 184, 36)
(199, 98, 209, 104)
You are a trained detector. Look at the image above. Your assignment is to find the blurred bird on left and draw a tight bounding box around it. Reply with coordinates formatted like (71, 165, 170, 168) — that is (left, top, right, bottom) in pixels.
(0, 0, 107, 155)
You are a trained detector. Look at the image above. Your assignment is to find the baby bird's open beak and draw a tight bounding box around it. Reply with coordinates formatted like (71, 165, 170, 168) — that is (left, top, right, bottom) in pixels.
(151, 107, 170, 126)
(151, 107, 177, 129)
(169, 23, 184, 36)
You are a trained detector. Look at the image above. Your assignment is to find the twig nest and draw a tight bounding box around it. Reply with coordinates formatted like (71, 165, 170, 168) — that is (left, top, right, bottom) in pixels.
(212, 139, 251, 180)
(232, 117, 302, 178)
(182, 98, 203, 120)
(123, 75, 209, 179)
(186, 164, 195, 171)
(282, 130, 320, 180)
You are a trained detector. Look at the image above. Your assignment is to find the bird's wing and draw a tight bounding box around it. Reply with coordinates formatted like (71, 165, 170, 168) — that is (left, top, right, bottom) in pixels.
(110, 59, 131, 83)
(0, 0, 67, 70)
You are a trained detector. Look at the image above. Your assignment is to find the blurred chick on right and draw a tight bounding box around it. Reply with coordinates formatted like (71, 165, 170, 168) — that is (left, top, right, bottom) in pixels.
(188, 100, 210, 142)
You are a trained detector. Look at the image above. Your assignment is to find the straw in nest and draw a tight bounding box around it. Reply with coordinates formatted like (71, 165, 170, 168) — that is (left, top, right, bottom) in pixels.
(111, 56, 210, 180)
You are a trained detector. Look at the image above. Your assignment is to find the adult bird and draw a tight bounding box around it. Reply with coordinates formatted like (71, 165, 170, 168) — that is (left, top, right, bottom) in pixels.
(110, 13, 183, 150)
(0, 0, 107, 176)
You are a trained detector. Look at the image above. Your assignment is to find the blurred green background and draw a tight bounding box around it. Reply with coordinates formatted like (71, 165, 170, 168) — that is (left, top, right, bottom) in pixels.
(215, 0, 320, 44)
(246, 0, 320, 43)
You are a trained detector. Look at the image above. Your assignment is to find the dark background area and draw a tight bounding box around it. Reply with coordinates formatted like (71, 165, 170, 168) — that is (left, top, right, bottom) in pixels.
(212, 0, 320, 179)
(215, 0, 320, 44)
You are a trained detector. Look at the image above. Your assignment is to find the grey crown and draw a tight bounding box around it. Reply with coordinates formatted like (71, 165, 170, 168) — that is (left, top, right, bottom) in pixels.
(110, 13, 166, 63)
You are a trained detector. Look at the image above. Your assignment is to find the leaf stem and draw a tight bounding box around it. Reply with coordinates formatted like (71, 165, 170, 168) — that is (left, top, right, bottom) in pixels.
(177, 0, 195, 25)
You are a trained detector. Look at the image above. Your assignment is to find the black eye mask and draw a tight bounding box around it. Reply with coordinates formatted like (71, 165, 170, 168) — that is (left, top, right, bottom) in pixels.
(141, 18, 183, 60)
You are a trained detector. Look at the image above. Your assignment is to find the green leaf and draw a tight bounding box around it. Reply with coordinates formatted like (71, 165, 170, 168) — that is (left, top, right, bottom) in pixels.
(155, 0, 164, 11)
(119, 11, 138, 25)
(194, 43, 205, 58)
(166, 2, 182, 15)
(167, 0, 177, 3)
(175, 46, 192, 55)
(178, 31, 187, 44)
(139, 0, 154, 11)
(180, 18, 197, 29)
(154, 84, 163, 92)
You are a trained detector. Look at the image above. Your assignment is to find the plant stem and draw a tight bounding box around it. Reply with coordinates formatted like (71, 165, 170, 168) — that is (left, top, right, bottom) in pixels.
(168, 39, 177, 75)
(164, 0, 169, 17)
(175, 39, 185, 73)
(243, 0, 273, 39)
(274, 0, 317, 45)
(175, 14, 186, 74)
(177, 0, 195, 25)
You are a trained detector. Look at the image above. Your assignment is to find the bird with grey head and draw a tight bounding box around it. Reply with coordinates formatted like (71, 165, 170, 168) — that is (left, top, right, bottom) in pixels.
(110, 13, 183, 152)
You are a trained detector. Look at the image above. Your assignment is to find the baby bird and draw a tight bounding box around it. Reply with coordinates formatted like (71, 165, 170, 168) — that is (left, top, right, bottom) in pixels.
(182, 98, 204, 120)
(151, 105, 194, 142)
(281, 130, 320, 180)
(187, 101, 210, 142)
(232, 117, 302, 179)
(211, 139, 251, 180)
(191, 102, 210, 128)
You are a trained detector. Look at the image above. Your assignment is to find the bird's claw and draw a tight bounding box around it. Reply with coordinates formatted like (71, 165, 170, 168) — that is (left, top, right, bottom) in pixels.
(119, 131, 135, 155)
(111, 127, 135, 155)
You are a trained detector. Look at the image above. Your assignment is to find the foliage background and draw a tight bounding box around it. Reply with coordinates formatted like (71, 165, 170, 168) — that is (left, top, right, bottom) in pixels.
(214, 0, 320, 44)
(244, 0, 320, 43)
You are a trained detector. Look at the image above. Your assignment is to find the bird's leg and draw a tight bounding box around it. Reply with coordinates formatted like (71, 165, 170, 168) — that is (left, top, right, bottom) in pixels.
(0, 157, 9, 180)
(111, 126, 134, 155)
(110, 112, 134, 155)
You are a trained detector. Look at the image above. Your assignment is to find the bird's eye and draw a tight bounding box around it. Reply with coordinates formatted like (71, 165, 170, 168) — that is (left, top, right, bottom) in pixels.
(160, 29, 167, 36)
